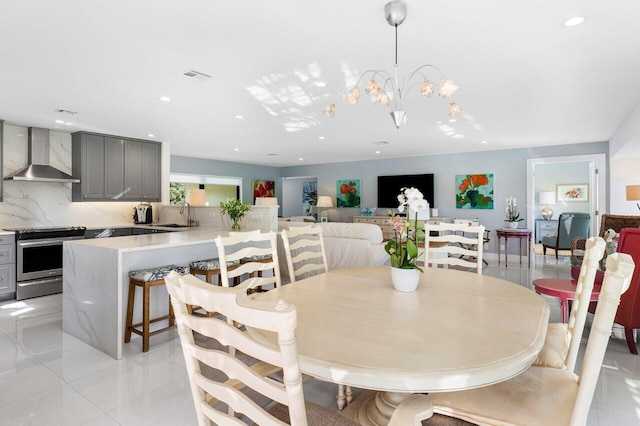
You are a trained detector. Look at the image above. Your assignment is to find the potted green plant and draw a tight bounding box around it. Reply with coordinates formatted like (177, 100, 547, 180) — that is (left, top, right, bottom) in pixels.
(220, 198, 252, 231)
(384, 187, 428, 292)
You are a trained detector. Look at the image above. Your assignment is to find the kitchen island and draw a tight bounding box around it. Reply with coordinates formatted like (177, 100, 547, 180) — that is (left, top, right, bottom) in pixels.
(63, 227, 227, 359)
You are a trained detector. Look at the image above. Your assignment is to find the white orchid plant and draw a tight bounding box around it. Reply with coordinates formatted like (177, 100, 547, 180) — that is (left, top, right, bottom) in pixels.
(505, 196, 524, 222)
(384, 187, 428, 271)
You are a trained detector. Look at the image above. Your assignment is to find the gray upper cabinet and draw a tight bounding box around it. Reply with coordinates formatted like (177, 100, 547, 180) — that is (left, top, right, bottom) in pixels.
(72, 132, 161, 202)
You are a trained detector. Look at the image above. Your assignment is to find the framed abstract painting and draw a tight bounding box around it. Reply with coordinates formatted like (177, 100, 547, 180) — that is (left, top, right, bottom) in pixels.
(456, 174, 494, 209)
(252, 180, 275, 202)
(336, 179, 361, 208)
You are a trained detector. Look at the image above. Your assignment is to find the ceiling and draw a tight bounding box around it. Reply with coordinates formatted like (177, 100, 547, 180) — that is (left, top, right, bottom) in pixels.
(1, 0, 639, 167)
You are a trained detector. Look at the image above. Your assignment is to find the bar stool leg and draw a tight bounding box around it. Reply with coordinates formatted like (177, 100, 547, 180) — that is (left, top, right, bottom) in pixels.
(143, 281, 151, 353)
(124, 279, 135, 343)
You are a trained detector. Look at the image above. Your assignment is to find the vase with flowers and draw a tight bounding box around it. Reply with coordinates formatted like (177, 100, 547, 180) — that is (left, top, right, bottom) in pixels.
(385, 188, 429, 292)
(220, 198, 252, 231)
(505, 196, 524, 229)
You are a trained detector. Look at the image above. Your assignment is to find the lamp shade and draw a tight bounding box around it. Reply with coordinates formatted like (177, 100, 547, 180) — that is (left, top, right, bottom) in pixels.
(626, 185, 640, 201)
(186, 189, 206, 206)
(539, 191, 556, 205)
(255, 197, 278, 206)
(316, 196, 333, 208)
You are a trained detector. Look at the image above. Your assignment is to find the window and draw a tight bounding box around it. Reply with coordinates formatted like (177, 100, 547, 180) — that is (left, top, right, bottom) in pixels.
(169, 174, 242, 206)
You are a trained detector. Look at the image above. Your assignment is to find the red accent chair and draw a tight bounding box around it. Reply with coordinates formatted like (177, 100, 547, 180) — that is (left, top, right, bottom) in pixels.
(613, 228, 640, 354)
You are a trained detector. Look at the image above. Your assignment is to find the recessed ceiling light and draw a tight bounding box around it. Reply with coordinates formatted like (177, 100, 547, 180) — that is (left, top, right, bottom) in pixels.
(449, 119, 456, 123)
(235, 115, 244, 119)
(435, 121, 443, 125)
(160, 96, 171, 102)
(481, 140, 487, 144)
(299, 157, 304, 161)
(234, 148, 240, 151)
(375, 150, 381, 154)
(148, 134, 155, 138)
(55, 120, 64, 124)
(318, 136, 325, 140)
(64, 122, 74, 126)
(563, 16, 585, 27)
(313, 81, 327, 88)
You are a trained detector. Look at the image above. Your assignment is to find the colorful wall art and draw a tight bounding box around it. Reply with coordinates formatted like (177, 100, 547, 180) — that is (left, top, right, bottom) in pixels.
(557, 184, 589, 202)
(456, 174, 494, 209)
(252, 180, 275, 202)
(302, 181, 318, 216)
(336, 179, 361, 208)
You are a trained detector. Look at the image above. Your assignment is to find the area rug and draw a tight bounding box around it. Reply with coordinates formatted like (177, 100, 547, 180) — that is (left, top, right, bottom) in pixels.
(534, 243, 571, 257)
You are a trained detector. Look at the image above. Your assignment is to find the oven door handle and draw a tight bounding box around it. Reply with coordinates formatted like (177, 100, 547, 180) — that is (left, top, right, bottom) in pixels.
(17, 239, 64, 248)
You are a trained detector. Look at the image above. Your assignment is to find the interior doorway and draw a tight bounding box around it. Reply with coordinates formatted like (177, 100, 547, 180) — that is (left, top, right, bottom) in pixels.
(526, 154, 607, 243)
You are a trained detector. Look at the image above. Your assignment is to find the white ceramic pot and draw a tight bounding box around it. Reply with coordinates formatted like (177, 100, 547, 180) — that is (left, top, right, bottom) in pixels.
(507, 221, 519, 229)
(390, 267, 420, 292)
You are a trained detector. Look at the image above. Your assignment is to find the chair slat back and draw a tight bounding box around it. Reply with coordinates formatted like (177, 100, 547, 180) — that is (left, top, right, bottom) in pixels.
(281, 225, 329, 283)
(424, 223, 485, 273)
(571, 252, 635, 425)
(165, 272, 308, 426)
(215, 231, 282, 291)
(565, 237, 606, 372)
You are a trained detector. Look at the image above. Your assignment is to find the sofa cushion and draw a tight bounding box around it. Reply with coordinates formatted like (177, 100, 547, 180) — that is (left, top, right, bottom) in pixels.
(320, 222, 383, 244)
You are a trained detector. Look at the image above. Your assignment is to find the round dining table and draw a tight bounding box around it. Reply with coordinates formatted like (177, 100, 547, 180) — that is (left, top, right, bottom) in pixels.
(253, 265, 549, 425)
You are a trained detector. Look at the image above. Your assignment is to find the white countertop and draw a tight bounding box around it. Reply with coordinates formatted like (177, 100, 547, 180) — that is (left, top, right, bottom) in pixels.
(65, 226, 227, 252)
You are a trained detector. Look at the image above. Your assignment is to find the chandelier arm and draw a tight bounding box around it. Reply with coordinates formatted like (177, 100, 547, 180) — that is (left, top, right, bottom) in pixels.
(405, 64, 445, 84)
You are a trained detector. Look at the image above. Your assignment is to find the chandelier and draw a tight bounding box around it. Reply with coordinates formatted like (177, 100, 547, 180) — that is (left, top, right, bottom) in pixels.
(325, 0, 461, 129)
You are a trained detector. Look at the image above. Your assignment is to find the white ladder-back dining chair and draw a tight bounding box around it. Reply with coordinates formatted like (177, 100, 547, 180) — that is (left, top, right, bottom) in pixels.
(164, 272, 433, 426)
(533, 237, 606, 372)
(281, 225, 352, 411)
(214, 230, 281, 292)
(423, 223, 485, 273)
(428, 252, 635, 426)
(281, 225, 329, 283)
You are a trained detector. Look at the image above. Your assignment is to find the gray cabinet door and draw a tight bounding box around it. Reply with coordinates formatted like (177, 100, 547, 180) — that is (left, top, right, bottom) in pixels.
(81, 134, 106, 200)
(141, 142, 160, 200)
(124, 140, 143, 199)
(104, 137, 125, 199)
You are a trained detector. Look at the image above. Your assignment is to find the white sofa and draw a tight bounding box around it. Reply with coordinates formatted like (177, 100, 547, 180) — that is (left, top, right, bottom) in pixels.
(277, 221, 389, 282)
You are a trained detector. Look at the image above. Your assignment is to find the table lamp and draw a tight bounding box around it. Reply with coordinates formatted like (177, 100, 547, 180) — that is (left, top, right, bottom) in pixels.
(316, 196, 333, 221)
(539, 191, 556, 220)
(626, 185, 640, 211)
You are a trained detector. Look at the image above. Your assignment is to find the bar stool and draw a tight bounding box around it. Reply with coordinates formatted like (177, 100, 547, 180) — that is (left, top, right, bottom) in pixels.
(189, 258, 241, 285)
(124, 264, 188, 352)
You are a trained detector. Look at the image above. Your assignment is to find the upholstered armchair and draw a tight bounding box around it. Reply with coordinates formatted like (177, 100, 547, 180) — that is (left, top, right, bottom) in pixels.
(571, 214, 640, 268)
(541, 212, 590, 259)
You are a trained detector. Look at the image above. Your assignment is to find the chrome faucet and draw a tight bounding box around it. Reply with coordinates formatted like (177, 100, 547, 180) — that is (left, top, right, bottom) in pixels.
(179, 202, 199, 227)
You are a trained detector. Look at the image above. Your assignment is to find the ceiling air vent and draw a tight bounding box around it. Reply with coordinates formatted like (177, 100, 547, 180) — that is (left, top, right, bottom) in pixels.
(55, 109, 78, 115)
(374, 141, 390, 145)
(181, 70, 213, 82)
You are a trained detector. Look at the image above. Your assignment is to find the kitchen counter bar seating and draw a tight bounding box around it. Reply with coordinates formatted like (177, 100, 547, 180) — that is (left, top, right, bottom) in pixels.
(124, 264, 189, 352)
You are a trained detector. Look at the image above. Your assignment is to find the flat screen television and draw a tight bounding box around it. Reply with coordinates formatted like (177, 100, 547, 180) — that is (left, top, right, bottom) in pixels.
(377, 173, 435, 210)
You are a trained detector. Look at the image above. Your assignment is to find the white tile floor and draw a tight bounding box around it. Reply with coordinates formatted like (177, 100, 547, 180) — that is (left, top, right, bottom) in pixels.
(1, 253, 640, 425)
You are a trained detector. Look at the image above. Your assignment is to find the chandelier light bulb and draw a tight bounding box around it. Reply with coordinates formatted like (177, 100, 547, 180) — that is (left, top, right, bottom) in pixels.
(378, 91, 390, 106)
(421, 79, 435, 96)
(366, 79, 381, 95)
(325, 103, 336, 117)
(449, 101, 462, 117)
(346, 87, 361, 104)
(439, 78, 459, 97)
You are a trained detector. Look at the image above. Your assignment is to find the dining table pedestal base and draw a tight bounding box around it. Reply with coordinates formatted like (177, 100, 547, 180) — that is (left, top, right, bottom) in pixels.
(342, 390, 433, 425)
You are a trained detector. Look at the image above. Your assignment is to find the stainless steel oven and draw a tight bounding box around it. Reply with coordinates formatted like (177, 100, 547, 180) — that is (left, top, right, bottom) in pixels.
(4, 227, 86, 300)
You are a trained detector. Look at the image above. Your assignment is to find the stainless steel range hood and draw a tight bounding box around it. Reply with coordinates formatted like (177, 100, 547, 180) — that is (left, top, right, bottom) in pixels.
(4, 127, 80, 183)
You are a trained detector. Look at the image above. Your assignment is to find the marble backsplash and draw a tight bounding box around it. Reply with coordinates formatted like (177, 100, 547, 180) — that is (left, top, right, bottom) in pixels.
(1, 123, 151, 229)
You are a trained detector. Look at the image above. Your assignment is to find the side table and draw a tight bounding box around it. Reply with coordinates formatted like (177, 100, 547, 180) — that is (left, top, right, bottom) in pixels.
(496, 228, 532, 267)
(533, 278, 601, 323)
